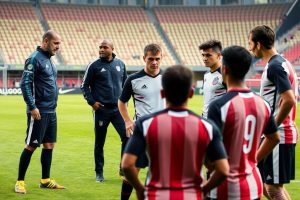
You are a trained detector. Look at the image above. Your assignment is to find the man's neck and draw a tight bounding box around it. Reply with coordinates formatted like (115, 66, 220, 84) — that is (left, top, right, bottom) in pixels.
(210, 63, 221, 72)
(226, 78, 247, 90)
(144, 69, 160, 77)
(262, 48, 277, 63)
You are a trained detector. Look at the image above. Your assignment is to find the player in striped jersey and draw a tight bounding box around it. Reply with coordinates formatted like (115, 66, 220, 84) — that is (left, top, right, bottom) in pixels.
(208, 46, 280, 200)
(122, 65, 229, 200)
(249, 25, 298, 200)
(118, 43, 165, 200)
(199, 40, 226, 118)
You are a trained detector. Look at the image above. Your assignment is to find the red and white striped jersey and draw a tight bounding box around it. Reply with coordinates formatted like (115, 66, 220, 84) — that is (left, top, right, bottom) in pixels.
(125, 108, 227, 200)
(260, 54, 298, 144)
(208, 89, 278, 200)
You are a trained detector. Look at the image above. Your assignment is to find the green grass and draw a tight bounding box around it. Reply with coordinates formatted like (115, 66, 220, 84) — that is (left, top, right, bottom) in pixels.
(0, 95, 299, 199)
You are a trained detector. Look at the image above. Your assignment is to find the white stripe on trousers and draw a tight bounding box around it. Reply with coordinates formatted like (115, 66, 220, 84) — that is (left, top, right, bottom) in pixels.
(26, 116, 34, 145)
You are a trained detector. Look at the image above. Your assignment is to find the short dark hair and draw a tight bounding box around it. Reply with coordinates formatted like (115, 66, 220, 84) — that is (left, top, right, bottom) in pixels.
(162, 65, 193, 106)
(144, 43, 162, 57)
(221, 46, 252, 81)
(42, 30, 55, 42)
(250, 25, 275, 49)
(199, 40, 222, 53)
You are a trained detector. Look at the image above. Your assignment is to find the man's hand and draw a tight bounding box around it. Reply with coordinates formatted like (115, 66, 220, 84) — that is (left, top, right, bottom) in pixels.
(31, 108, 41, 120)
(125, 120, 134, 137)
(92, 102, 104, 110)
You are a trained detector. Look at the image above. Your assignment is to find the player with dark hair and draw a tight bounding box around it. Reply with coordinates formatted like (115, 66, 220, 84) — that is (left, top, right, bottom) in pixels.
(249, 25, 298, 200)
(15, 30, 65, 194)
(118, 43, 165, 200)
(122, 65, 229, 200)
(81, 39, 128, 182)
(199, 40, 226, 118)
(207, 45, 280, 199)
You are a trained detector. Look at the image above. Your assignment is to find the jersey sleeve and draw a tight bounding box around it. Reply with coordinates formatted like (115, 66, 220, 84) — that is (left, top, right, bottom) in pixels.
(20, 57, 38, 111)
(207, 101, 223, 132)
(124, 119, 146, 156)
(119, 76, 133, 103)
(263, 108, 278, 135)
(206, 125, 227, 161)
(80, 63, 96, 106)
(267, 63, 292, 94)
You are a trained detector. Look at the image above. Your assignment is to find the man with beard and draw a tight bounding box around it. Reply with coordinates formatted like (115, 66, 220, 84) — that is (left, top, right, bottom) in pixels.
(15, 30, 65, 194)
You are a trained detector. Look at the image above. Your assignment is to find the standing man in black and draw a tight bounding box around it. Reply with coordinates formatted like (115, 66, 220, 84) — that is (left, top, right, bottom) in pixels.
(81, 39, 128, 182)
(15, 30, 65, 194)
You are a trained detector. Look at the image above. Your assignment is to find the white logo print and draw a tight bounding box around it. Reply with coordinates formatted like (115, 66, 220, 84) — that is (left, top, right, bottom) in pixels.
(27, 64, 33, 70)
(33, 140, 38, 144)
(59, 88, 76, 94)
(266, 175, 272, 180)
(116, 66, 121, 71)
(101, 68, 106, 72)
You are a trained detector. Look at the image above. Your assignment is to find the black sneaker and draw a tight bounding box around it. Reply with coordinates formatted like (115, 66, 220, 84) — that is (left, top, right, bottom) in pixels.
(96, 173, 104, 182)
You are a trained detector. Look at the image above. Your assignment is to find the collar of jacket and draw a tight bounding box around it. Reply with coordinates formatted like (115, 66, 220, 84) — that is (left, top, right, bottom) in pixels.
(100, 53, 116, 63)
(37, 46, 52, 58)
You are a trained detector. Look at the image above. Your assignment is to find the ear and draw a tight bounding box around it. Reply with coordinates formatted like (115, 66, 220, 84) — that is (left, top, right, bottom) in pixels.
(143, 56, 146, 63)
(256, 42, 261, 50)
(160, 89, 166, 99)
(44, 37, 49, 44)
(188, 88, 194, 99)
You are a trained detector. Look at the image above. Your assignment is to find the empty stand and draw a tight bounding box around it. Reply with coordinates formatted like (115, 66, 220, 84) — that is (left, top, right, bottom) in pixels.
(0, 2, 45, 65)
(41, 4, 175, 66)
(154, 4, 291, 66)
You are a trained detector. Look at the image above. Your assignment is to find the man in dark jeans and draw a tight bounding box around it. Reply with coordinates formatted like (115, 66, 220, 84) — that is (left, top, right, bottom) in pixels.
(81, 39, 127, 182)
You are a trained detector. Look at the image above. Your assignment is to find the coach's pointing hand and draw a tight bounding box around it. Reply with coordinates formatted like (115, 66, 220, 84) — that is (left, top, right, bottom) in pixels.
(31, 108, 41, 120)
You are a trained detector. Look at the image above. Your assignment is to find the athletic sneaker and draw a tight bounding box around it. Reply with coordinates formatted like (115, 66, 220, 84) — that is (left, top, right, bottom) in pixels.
(96, 173, 104, 182)
(39, 179, 65, 189)
(15, 181, 26, 194)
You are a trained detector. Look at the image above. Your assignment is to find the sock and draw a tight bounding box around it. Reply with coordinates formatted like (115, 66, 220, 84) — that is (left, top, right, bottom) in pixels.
(121, 179, 133, 200)
(18, 148, 33, 180)
(41, 148, 53, 179)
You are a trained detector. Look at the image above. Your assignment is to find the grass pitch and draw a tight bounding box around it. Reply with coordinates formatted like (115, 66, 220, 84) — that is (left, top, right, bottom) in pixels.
(0, 95, 299, 199)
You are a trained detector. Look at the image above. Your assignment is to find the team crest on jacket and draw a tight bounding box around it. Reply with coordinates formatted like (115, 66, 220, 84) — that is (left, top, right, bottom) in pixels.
(27, 64, 33, 70)
(116, 66, 121, 71)
(212, 77, 219, 85)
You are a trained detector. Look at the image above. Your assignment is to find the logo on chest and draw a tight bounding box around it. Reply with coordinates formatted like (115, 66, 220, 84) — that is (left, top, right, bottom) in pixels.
(116, 66, 121, 71)
(212, 77, 219, 85)
(141, 84, 147, 89)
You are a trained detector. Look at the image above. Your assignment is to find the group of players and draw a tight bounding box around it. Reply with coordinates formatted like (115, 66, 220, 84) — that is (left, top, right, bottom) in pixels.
(15, 24, 298, 200)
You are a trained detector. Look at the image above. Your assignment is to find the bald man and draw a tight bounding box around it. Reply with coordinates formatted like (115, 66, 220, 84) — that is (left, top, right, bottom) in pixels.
(81, 39, 128, 182)
(15, 30, 65, 194)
